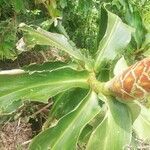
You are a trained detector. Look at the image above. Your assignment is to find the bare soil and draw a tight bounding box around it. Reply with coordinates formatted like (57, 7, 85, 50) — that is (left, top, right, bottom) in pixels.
(0, 119, 32, 150)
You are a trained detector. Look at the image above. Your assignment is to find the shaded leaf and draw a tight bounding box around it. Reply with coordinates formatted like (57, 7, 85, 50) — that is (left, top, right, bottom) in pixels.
(11, 0, 26, 13)
(0, 99, 23, 115)
(50, 88, 88, 119)
(29, 91, 101, 150)
(43, 88, 89, 129)
(96, 7, 108, 49)
(0, 19, 17, 60)
(78, 108, 106, 146)
(78, 124, 93, 145)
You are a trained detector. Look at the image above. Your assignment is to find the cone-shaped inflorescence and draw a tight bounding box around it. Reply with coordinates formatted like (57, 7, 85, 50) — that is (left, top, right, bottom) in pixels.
(106, 58, 150, 101)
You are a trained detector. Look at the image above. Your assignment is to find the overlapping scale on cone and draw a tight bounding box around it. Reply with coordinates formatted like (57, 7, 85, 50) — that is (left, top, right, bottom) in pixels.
(106, 58, 150, 100)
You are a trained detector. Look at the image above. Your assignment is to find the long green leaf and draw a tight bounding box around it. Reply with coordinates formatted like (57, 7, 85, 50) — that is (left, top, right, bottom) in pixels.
(127, 102, 141, 123)
(94, 10, 132, 72)
(133, 104, 150, 141)
(50, 88, 88, 119)
(0, 68, 89, 114)
(23, 61, 78, 72)
(87, 96, 132, 150)
(29, 91, 101, 150)
(43, 88, 89, 129)
(114, 0, 146, 48)
(19, 23, 84, 61)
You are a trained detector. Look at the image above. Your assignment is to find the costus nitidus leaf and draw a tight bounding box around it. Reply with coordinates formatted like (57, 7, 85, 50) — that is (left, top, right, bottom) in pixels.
(106, 58, 150, 101)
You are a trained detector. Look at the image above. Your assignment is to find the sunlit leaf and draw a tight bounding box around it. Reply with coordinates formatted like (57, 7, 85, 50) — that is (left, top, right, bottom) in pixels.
(87, 96, 132, 150)
(133, 103, 150, 141)
(0, 68, 89, 114)
(23, 61, 78, 72)
(29, 91, 101, 150)
(112, 0, 146, 48)
(127, 102, 141, 123)
(113, 56, 128, 76)
(19, 23, 84, 62)
(94, 9, 132, 72)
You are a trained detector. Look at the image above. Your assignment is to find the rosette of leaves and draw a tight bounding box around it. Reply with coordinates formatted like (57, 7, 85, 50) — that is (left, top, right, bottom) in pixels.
(0, 8, 150, 150)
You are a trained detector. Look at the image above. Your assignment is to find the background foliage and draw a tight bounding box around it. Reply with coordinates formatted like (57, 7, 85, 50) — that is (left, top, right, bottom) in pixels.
(0, 0, 150, 60)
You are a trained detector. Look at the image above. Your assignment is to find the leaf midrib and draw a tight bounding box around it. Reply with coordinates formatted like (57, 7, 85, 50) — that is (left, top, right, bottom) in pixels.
(0, 79, 88, 99)
(51, 93, 98, 149)
(95, 16, 120, 67)
(30, 28, 82, 60)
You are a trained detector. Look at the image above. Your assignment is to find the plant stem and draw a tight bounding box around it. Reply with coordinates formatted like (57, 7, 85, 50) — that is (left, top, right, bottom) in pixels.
(88, 73, 110, 96)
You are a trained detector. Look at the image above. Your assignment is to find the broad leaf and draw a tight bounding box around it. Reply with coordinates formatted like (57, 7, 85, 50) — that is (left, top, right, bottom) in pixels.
(78, 124, 93, 145)
(19, 23, 84, 62)
(113, 0, 146, 48)
(0, 99, 24, 115)
(87, 96, 132, 150)
(50, 88, 88, 119)
(29, 91, 101, 150)
(94, 9, 132, 72)
(78, 109, 106, 147)
(127, 102, 141, 123)
(23, 61, 78, 72)
(113, 56, 128, 76)
(43, 88, 89, 129)
(133, 104, 150, 141)
(0, 68, 89, 114)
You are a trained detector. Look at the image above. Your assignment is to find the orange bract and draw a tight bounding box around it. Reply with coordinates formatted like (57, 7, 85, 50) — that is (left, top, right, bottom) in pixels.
(106, 58, 150, 100)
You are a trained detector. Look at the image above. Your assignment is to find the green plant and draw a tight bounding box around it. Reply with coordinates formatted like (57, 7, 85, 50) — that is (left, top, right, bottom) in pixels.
(0, 0, 26, 60)
(0, 0, 52, 60)
(0, 7, 150, 150)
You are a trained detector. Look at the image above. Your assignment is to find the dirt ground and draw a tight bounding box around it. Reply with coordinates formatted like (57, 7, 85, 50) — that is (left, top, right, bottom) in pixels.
(0, 119, 32, 150)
